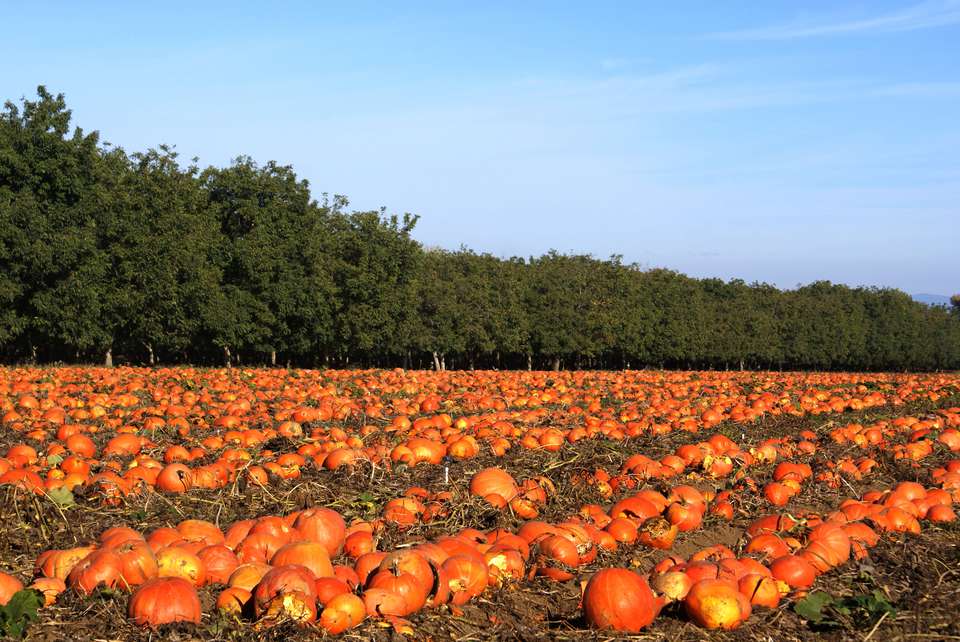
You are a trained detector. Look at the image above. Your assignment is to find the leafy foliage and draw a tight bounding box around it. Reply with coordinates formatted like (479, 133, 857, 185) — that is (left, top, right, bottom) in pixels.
(1, 87, 958, 370)
(0, 590, 42, 638)
(46, 486, 75, 507)
(795, 589, 896, 629)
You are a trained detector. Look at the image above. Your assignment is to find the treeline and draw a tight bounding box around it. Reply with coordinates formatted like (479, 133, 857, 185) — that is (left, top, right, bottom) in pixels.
(1, 87, 958, 371)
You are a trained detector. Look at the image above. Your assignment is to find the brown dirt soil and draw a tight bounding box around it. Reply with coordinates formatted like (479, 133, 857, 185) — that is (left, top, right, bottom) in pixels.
(2, 392, 959, 641)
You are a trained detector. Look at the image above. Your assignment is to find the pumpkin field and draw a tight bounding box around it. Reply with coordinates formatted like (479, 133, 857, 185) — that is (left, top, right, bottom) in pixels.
(0, 367, 955, 641)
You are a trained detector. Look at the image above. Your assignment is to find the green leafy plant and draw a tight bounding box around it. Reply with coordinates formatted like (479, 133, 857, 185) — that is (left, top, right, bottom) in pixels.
(0, 590, 43, 638)
(351, 492, 379, 518)
(795, 589, 896, 630)
(46, 486, 75, 507)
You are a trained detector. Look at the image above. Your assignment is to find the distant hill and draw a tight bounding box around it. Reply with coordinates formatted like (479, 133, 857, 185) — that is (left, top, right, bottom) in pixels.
(913, 293, 952, 307)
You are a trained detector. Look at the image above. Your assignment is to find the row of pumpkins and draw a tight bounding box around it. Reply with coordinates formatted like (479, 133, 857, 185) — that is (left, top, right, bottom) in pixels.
(0, 452, 955, 633)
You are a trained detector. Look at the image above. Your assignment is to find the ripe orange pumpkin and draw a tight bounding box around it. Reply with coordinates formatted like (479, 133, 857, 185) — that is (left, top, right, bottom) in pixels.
(197, 545, 239, 586)
(0, 572, 23, 605)
(68, 550, 123, 595)
(293, 508, 346, 557)
(469, 468, 519, 502)
(155, 463, 193, 493)
(443, 555, 488, 605)
(252, 565, 318, 624)
(583, 568, 658, 632)
(769, 554, 817, 589)
(319, 592, 366, 633)
(271, 541, 334, 579)
(128, 577, 201, 627)
(216, 586, 251, 615)
(28, 577, 65, 606)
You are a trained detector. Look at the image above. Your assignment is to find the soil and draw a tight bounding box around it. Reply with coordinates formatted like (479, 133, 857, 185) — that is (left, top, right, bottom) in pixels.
(2, 386, 959, 641)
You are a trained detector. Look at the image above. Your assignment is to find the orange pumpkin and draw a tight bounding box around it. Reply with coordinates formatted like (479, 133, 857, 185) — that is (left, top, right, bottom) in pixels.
(583, 568, 658, 632)
(128, 577, 201, 627)
(685, 579, 752, 629)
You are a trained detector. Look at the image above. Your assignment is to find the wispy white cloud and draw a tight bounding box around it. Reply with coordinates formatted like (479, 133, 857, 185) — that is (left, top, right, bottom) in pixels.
(872, 81, 960, 97)
(708, 0, 960, 40)
(600, 58, 629, 71)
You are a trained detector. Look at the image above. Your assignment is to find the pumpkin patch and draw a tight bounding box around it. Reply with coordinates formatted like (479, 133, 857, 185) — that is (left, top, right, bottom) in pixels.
(0, 366, 956, 639)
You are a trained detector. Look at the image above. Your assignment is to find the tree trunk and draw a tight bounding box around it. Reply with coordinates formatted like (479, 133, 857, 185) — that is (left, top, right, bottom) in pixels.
(440, 353, 446, 372)
(104, 348, 113, 368)
(29, 343, 37, 364)
(271, 350, 277, 367)
(552, 356, 561, 371)
(527, 354, 532, 371)
(146, 343, 155, 366)
(223, 345, 232, 368)
(432, 351, 441, 371)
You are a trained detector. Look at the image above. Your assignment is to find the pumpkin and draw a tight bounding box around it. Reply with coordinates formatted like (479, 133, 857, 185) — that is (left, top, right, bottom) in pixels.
(637, 517, 678, 550)
(0, 572, 23, 605)
(29, 577, 65, 606)
(535, 535, 580, 582)
(227, 562, 272, 592)
(216, 586, 251, 615)
(738, 573, 780, 608)
(469, 468, 519, 502)
(769, 555, 817, 589)
(361, 587, 405, 617)
(377, 550, 433, 591)
(252, 565, 318, 624)
(484, 549, 525, 586)
(319, 592, 366, 634)
(293, 508, 346, 557)
(197, 545, 239, 585)
(128, 577, 201, 627)
(365, 570, 427, 615)
(609, 495, 660, 523)
(235, 532, 286, 564)
(271, 541, 334, 579)
(156, 547, 205, 586)
(583, 568, 658, 632)
(315, 577, 351, 606)
(68, 550, 123, 595)
(684, 579, 752, 629)
(442, 555, 488, 605)
(177, 519, 225, 546)
(35, 546, 96, 580)
(651, 570, 693, 601)
(156, 463, 193, 493)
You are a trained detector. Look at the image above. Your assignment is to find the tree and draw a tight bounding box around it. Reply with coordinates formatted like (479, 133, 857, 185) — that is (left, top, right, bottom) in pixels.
(526, 252, 595, 370)
(2, 86, 958, 372)
(0, 86, 116, 362)
(119, 146, 222, 364)
(327, 209, 421, 365)
(201, 157, 331, 365)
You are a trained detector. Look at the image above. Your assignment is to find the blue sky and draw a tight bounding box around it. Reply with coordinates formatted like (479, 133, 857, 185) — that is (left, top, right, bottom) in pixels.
(2, 1, 958, 294)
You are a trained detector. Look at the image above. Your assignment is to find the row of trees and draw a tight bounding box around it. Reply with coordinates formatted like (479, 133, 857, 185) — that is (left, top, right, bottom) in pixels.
(2, 87, 958, 371)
